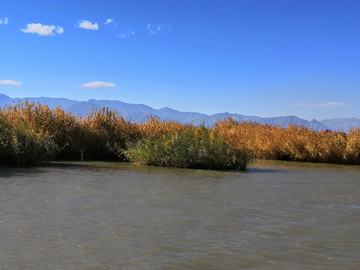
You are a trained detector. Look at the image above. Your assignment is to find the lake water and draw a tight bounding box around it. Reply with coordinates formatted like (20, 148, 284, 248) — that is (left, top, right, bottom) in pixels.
(0, 160, 359, 269)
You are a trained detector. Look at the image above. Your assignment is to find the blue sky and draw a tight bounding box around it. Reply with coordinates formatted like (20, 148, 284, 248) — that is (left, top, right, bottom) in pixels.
(1, 0, 359, 120)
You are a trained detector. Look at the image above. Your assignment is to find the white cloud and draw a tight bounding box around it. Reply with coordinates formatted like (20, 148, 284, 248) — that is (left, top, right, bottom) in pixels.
(295, 102, 349, 107)
(105, 19, 113, 25)
(0, 80, 22, 86)
(80, 81, 116, 88)
(21, 23, 64, 36)
(77, 20, 98, 30)
(56, 26, 64, 34)
(0, 17, 8, 25)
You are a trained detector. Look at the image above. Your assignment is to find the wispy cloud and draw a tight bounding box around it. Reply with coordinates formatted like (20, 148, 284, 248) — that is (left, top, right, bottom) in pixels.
(118, 29, 135, 38)
(104, 18, 117, 32)
(104, 19, 135, 38)
(76, 20, 98, 30)
(80, 81, 116, 88)
(147, 23, 172, 35)
(0, 80, 22, 86)
(0, 17, 8, 25)
(21, 23, 64, 36)
(105, 18, 114, 25)
(295, 102, 349, 107)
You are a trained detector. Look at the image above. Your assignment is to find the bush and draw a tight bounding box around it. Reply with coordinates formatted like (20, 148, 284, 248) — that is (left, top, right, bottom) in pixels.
(123, 126, 252, 170)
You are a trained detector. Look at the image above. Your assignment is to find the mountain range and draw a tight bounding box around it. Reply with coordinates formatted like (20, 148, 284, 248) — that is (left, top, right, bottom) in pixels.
(1, 93, 359, 132)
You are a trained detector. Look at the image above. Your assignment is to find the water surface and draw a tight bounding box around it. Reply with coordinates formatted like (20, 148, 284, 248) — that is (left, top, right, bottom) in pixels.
(1, 160, 359, 269)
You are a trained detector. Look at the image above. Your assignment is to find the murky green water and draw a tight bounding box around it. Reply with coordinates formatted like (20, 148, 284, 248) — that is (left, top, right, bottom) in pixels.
(1, 160, 359, 269)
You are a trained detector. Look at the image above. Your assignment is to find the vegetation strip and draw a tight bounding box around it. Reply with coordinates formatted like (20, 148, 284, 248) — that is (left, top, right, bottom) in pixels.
(1, 101, 359, 167)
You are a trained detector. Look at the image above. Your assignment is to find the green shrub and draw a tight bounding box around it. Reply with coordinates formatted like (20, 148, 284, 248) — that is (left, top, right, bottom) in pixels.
(124, 126, 252, 170)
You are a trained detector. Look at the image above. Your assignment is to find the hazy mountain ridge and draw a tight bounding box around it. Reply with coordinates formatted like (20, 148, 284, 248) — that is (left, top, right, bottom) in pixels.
(320, 118, 360, 132)
(0, 94, 12, 106)
(1, 93, 359, 132)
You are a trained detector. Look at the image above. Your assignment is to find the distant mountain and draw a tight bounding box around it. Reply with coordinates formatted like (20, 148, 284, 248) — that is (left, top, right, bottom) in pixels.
(65, 100, 331, 130)
(321, 118, 360, 132)
(2, 92, 359, 132)
(203, 113, 330, 131)
(0, 93, 13, 107)
(17, 96, 80, 111)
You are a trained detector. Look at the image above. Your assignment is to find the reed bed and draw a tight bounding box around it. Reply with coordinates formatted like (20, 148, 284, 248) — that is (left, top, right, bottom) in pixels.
(1, 101, 359, 167)
(214, 118, 360, 164)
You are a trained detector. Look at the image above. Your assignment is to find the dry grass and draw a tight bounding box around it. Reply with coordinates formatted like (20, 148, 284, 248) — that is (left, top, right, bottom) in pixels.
(214, 118, 360, 164)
